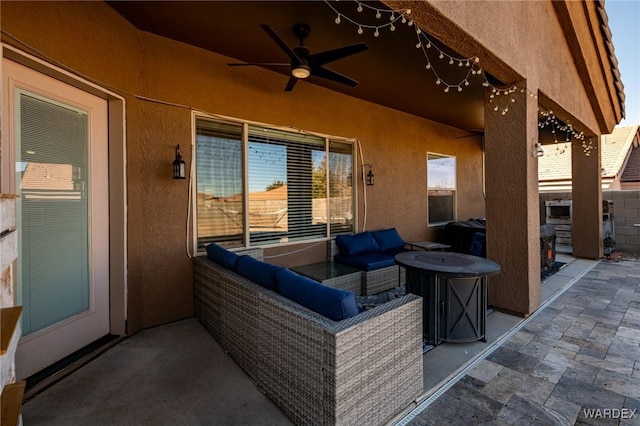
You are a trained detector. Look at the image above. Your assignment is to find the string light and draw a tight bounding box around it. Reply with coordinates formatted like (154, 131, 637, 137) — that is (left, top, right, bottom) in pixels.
(324, 1, 595, 157)
(538, 108, 594, 155)
(323, 1, 520, 104)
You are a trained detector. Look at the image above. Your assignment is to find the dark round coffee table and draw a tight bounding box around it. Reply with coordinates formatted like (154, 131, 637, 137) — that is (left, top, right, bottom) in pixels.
(395, 251, 500, 346)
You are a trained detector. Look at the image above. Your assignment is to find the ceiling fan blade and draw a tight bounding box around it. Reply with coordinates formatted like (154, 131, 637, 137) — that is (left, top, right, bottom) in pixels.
(310, 43, 368, 66)
(260, 24, 303, 64)
(313, 66, 359, 87)
(284, 76, 298, 92)
(228, 63, 290, 67)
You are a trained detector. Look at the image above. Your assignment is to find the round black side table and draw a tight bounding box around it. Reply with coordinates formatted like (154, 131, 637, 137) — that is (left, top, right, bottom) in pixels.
(395, 251, 500, 346)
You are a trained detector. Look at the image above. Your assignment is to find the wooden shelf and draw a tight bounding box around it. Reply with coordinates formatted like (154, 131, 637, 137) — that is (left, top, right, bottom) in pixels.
(1, 381, 25, 426)
(0, 307, 22, 355)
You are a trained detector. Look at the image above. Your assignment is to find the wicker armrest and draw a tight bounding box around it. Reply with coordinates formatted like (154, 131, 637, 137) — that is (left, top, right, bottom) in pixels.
(193, 256, 423, 426)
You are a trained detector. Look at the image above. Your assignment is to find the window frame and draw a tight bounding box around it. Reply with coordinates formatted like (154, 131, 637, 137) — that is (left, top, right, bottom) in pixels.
(426, 152, 457, 227)
(192, 112, 356, 254)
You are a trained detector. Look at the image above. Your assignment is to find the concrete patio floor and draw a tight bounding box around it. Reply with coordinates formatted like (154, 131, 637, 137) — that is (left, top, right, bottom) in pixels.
(23, 254, 640, 426)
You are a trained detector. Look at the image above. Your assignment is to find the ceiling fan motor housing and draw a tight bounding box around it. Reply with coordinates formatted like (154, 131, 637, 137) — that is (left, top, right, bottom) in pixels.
(292, 23, 311, 42)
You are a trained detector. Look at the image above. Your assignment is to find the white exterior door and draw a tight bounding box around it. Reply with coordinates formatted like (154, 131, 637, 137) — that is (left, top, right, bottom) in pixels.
(2, 59, 110, 380)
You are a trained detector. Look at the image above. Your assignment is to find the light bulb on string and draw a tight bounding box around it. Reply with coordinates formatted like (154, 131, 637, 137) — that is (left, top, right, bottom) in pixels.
(320, 0, 529, 124)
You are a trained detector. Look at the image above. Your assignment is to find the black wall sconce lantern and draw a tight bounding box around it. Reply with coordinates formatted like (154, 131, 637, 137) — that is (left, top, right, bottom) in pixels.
(173, 144, 186, 179)
(365, 163, 374, 186)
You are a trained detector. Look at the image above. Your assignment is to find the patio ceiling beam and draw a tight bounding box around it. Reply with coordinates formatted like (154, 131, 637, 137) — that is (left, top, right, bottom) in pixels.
(382, 1, 523, 87)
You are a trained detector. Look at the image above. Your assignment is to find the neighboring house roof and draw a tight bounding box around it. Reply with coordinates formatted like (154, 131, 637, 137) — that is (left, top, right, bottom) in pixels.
(538, 125, 640, 192)
(620, 144, 640, 182)
(21, 162, 74, 190)
(537, 142, 572, 183)
(601, 126, 639, 177)
(211, 184, 289, 202)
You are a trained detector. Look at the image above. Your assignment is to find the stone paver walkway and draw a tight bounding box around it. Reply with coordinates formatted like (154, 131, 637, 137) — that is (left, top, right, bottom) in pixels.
(407, 260, 640, 425)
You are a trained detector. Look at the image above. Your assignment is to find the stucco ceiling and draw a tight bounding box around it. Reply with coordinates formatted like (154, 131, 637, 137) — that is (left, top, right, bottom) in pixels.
(107, 1, 487, 132)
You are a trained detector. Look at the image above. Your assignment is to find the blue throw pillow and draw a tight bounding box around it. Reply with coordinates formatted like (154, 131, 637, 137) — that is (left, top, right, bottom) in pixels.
(335, 232, 380, 257)
(235, 255, 283, 291)
(276, 269, 359, 321)
(206, 243, 239, 270)
(371, 228, 405, 252)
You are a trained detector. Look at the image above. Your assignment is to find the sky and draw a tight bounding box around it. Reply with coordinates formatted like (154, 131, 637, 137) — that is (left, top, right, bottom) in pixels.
(605, 0, 640, 127)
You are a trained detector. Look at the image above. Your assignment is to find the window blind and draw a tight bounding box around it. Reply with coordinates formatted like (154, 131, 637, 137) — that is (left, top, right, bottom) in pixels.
(18, 91, 90, 335)
(329, 140, 354, 235)
(195, 120, 243, 249)
(248, 125, 326, 245)
(195, 117, 354, 251)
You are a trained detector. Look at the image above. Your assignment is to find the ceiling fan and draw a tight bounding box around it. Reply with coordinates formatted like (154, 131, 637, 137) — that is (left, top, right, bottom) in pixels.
(229, 23, 368, 92)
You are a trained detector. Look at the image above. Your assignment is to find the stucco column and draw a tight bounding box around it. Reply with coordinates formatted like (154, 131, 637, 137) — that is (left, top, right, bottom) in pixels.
(484, 83, 541, 316)
(571, 139, 602, 259)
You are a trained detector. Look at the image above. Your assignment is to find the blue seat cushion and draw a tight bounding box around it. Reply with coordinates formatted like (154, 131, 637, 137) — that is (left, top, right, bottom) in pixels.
(335, 232, 380, 256)
(334, 253, 396, 271)
(206, 243, 239, 270)
(236, 255, 283, 291)
(371, 228, 405, 252)
(382, 247, 411, 257)
(276, 269, 359, 321)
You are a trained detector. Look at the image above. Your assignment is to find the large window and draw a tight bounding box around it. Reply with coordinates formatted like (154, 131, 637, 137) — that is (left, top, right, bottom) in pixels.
(427, 153, 456, 225)
(195, 117, 354, 251)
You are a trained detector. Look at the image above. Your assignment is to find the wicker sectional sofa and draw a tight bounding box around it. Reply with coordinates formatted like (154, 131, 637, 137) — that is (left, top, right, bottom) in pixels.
(193, 246, 423, 426)
(330, 229, 408, 295)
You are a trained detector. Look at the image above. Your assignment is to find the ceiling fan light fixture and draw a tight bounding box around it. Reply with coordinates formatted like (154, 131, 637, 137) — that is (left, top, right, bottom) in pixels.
(291, 64, 311, 79)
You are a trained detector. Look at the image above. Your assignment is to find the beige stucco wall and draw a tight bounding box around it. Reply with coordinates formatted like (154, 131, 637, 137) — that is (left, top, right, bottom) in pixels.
(2, 1, 486, 331)
(389, 0, 616, 135)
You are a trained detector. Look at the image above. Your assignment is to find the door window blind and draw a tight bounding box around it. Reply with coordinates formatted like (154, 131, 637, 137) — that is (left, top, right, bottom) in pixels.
(17, 91, 90, 335)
